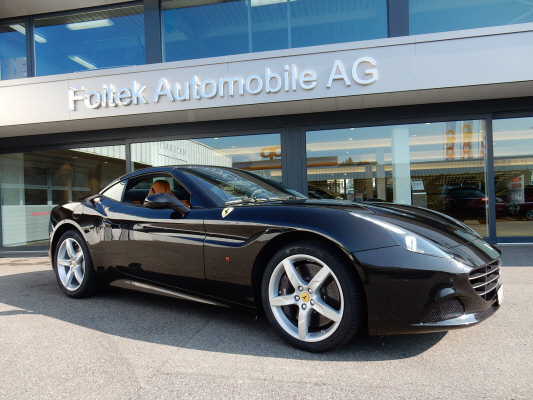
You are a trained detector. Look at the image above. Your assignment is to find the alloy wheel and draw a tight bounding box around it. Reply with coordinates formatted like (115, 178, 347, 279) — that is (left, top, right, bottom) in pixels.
(267, 254, 344, 343)
(56, 237, 86, 291)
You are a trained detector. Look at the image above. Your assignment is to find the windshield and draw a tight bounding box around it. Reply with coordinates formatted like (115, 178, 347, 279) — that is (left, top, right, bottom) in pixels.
(181, 166, 305, 205)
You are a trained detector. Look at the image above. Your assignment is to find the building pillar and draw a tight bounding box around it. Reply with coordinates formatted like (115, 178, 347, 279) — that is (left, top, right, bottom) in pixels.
(392, 126, 411, 205)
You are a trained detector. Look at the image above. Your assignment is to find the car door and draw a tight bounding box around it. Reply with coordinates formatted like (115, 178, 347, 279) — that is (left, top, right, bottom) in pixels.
(97, 173, 206, 293)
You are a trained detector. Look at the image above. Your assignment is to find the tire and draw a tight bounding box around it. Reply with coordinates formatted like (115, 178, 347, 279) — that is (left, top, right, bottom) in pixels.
(526, 209, 533, 221)
(53, 230, 97, 298)
(261, 241, 364, 352)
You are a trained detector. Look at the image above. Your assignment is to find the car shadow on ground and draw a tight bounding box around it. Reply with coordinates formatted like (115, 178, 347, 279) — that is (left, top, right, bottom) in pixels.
(0, 268, 446, 361)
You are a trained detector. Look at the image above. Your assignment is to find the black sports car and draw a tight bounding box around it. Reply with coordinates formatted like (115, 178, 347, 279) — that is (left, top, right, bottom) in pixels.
(49, 165, 503, 352)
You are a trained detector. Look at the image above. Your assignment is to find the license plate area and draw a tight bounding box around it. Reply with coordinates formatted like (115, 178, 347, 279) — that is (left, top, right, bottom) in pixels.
(497, 284, 504, 305)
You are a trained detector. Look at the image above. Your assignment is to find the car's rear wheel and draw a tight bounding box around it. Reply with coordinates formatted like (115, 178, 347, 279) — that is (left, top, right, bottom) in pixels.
(54, 230, 97, 298)
(261, 241, 364, 352)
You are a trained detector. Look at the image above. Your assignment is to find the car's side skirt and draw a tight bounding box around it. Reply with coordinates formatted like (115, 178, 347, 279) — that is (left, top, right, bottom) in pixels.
(110, 279, 228, 307)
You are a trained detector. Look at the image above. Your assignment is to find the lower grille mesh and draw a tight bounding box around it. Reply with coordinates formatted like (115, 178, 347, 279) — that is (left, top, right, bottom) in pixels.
(469, 260, 500, 301)
(422, 298, 464, 323)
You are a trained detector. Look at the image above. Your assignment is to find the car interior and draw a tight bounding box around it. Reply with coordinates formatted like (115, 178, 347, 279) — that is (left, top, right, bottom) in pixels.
(123, 176, 191, 208)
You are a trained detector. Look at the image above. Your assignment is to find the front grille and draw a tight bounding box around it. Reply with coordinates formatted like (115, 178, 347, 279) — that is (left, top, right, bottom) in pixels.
(469, 260, 500, 301)
(422, 298, 465, 323)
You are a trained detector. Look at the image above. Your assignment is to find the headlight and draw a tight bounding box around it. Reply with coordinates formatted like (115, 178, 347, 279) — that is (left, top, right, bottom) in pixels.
(351, 212, 451, 259)
(388, 229, 451, 258)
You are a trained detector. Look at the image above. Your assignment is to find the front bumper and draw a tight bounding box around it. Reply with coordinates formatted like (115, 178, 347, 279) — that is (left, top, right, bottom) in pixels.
(352, 244, 502, 336)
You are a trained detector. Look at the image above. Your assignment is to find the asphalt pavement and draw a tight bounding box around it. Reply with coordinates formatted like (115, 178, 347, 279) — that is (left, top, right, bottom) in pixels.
(0, 246, 532, 399)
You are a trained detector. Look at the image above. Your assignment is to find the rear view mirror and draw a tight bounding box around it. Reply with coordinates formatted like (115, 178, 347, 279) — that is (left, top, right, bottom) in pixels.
(144, 193, 189, 217)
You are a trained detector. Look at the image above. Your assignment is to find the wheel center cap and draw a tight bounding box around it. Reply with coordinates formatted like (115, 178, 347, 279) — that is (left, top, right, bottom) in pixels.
(301, 292, 310, 302)
(72, 262, 76, 268)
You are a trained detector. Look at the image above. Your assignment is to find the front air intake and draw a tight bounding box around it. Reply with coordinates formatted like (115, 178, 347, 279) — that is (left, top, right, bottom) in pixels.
(422, 298, 465, 323)
(468, 260, 500, 301)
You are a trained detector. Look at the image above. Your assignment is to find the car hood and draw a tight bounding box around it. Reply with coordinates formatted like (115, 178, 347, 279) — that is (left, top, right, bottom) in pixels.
(273, 199, 500, 260)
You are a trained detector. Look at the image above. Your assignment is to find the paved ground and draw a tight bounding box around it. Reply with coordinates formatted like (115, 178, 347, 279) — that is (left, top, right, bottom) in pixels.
(0, 249, 532, 399)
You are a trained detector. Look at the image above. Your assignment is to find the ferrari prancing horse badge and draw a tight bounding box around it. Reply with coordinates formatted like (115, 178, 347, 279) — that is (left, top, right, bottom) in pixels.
(222, 207, 234, 218)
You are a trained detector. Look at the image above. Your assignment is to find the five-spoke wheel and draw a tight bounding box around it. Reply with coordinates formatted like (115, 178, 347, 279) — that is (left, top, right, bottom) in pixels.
(57, 237, 85, 291)
(262, 241, 364, 352)
(54, 230, 97, 298)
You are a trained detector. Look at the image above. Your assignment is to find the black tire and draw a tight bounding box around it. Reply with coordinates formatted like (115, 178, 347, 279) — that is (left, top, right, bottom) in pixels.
(53, 230, 98, 298)
(261, 241, 364, 352)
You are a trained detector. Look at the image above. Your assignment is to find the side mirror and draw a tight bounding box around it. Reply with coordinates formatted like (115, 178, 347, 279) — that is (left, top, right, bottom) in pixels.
(144, 193, 189, 217)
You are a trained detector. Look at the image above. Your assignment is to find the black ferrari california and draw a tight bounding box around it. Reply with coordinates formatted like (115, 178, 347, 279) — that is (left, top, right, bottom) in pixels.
(49, 165, 503, 352)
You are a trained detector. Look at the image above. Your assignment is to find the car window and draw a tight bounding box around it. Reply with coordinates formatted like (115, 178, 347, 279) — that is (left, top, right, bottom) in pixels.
(100, 181, 126, 202)
(123, 174, 192, 208)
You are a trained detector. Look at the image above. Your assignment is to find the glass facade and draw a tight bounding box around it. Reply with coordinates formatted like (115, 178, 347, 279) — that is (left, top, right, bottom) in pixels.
(1, 1, 533, 251)
(161, 0, 388, 62)
(131, 133, 282, 181)
(409, 0, 533, 35)
(1, 116, 533, 251)
(0, 24, 27, 80)
(493, 117, 533, 237)
(1, 1, 532, 80)
(307, 120, 489, 236)
(0, 146, 126, 248)
(34, 6, 145, 76)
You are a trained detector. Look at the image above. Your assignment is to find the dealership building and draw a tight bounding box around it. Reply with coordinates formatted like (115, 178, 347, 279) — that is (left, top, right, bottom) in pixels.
(1, 0, 533, 254)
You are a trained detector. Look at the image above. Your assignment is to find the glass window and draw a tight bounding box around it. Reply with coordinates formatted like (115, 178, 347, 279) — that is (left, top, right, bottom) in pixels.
(409, 0, 533, 35)
(162, 0, 388, 62)
(101, 181, 126, 202)
(180, 165, 298, 206)
(0, 145, 126, 248)
(162, 0, 248, 62)
(0, 24, 27, 80)
(291, 0, 387, 48)
(307, 120, 489, 236)
(131, 133, 282, 182)
(72, 190, 91, 202)
(51, 190, 69, 205)
(124, 175, 192, 207)
(194, 133, 282, 181)
(250, 0, 288, 52)
(34, 6, 145, 76)
(493, 117, 533, 238)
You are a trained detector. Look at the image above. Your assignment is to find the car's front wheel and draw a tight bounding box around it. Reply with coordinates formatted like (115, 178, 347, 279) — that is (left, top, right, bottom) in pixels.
(53, 230, 97, 298)
(261, 241, 364, 352)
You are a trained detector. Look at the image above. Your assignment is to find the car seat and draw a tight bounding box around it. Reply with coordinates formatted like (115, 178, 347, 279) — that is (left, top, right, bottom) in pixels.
(145, 179, 190, 208)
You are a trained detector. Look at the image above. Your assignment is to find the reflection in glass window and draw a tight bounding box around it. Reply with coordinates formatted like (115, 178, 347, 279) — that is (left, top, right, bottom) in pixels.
(195, 134, 282, 181)
(307, 120, 488, 236)
(250, 0, 288, 52)
(34, 6, 145, 76)
(162, 0, 387, 62)
(409, 0, 533, 35)
(131, 133, 282, 182)
(493, 117, 533, 237)
(0, 145, 126, 248)
(162, 0, 248, 61)
(0, 24, 27, 80)
(291, 0, 387, 47)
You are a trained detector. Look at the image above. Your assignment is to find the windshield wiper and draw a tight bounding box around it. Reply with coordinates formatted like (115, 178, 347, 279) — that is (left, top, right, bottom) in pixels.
(224, 198, 269, 205)
(224, 196, 303, 205)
